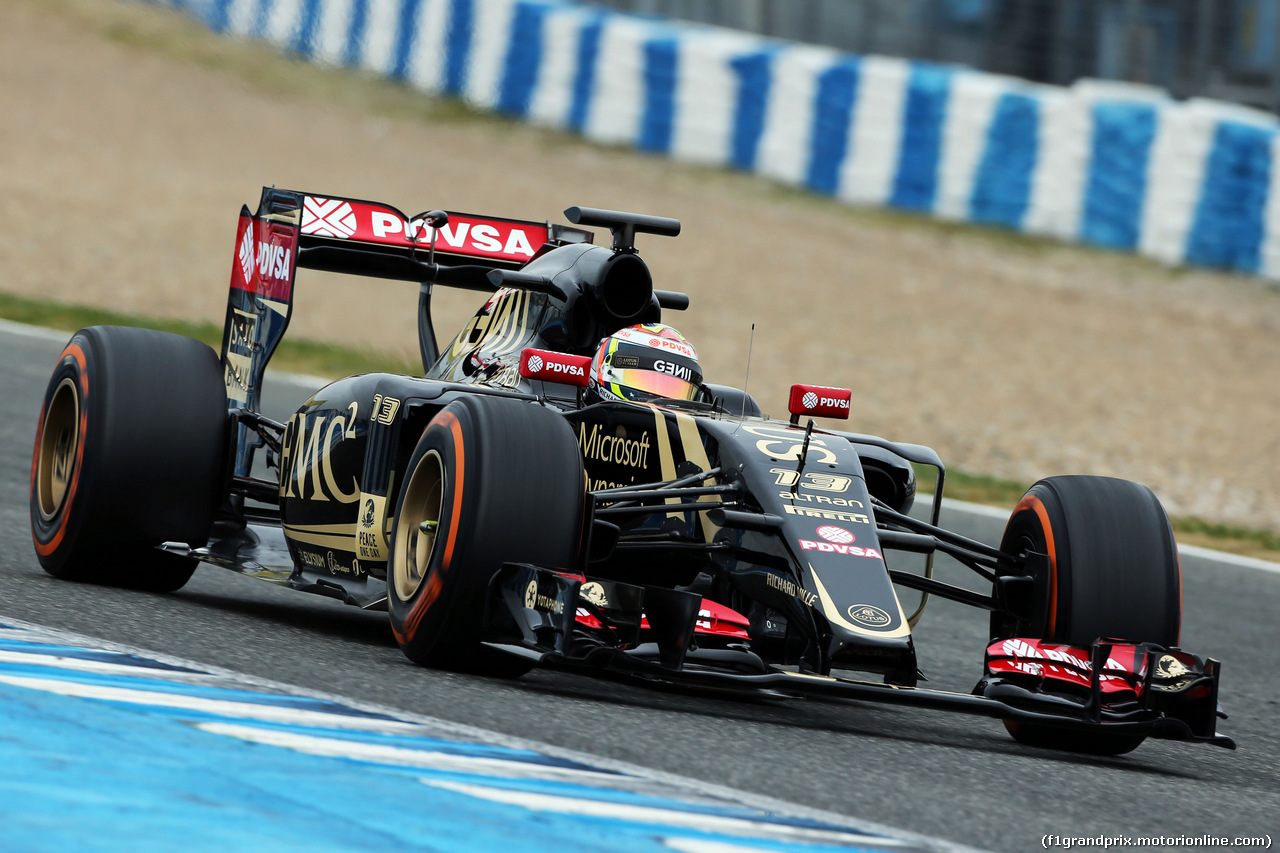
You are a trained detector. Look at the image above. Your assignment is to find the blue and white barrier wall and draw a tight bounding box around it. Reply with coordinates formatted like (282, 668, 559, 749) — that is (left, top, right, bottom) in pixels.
(168, 0, 1280, 278)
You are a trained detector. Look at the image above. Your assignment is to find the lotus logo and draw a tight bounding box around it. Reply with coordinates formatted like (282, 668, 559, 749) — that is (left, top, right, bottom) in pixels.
(802, 391, 818, 409)
(579, 581, 609, 608)
(1155, 654, 1192, 679)
(527, 355, 544, 373)
(847, 604, 892, 627)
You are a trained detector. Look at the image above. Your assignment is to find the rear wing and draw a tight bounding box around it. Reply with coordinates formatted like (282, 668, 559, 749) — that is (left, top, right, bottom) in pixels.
(219, 187, 591, 477)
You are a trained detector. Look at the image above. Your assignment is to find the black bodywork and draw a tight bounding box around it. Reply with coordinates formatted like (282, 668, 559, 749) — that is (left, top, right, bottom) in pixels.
(183, 187, 1232, 751)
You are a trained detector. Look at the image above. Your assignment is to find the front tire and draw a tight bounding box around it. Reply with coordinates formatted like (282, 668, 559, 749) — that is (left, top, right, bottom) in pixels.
(993, 476, 1181, 755)
(30, 326, 228, 592)
(387, 395, 586, 677)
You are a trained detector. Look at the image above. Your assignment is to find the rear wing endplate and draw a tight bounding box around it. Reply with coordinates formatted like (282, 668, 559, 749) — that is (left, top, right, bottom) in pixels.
(219, 187, 589, 477)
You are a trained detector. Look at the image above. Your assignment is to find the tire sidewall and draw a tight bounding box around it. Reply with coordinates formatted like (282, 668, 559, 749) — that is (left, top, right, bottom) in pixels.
(387, 395, 586, 670)
(30, 335, 97, 575)
(387, 405, 475, 662)
(995, 476, 1180, 646)
(29, 326, 228, 588)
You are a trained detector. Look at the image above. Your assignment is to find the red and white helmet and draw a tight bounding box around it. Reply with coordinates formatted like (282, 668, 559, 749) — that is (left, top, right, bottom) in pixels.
(588, 323, 703, 403)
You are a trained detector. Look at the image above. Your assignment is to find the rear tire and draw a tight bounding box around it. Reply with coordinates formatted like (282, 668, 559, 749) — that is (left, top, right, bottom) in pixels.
(993, 475, 1181, 755)
(387, 395, 586, 678)
(30, 326, 228, 592)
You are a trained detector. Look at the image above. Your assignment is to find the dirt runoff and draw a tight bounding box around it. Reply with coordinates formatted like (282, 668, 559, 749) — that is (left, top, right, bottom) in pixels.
(5, 0, 1280, 532)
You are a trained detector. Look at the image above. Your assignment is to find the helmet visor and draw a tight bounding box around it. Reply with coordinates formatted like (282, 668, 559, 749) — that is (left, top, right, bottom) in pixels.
(609, 367, 700, 401)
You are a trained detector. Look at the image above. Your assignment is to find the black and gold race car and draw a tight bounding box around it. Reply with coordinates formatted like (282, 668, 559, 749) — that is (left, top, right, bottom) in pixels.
(30, 187, 1233, 755)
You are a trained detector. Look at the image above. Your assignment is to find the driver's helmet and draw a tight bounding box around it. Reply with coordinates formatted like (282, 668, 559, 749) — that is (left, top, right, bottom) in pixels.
(589, 323, 703, 403)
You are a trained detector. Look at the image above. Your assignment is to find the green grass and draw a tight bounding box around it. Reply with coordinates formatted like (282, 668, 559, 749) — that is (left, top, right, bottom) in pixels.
(0, 292, 417, 378)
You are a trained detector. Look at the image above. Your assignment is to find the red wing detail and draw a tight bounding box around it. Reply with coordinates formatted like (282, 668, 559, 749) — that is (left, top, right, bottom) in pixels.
(301, 196, 548, 264)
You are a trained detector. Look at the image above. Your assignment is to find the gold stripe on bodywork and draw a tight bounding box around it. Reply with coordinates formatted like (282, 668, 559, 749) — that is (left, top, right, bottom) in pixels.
(283, 521, 357, 534)
(487, 288, 526, 354)
(673, 411, 721, 543)
(647, 406, 680, 518)
(283, 522, 357, 551)
(808, 563, 912, 639)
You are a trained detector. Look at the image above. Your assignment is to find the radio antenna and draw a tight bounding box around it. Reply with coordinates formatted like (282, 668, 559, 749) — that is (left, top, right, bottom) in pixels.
(741, 323, 755, 418)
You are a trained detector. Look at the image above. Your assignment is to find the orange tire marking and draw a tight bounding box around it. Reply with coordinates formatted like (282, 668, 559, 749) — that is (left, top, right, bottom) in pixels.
(1014, 494, 1058, 638)
(401, 410, 465, 643)
(33, 344, 88, 557)
(440, 412, 465, 572)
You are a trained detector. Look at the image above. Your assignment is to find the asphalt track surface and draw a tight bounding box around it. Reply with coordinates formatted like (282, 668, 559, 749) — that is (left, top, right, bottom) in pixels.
(2, 323, 1276, 852)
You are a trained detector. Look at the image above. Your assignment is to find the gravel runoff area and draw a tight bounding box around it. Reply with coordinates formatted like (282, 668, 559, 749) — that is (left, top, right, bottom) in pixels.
(4, 0, 1280, 532)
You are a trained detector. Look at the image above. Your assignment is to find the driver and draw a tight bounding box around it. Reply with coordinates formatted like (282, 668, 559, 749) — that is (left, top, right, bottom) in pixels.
(588, 323, 703, 403)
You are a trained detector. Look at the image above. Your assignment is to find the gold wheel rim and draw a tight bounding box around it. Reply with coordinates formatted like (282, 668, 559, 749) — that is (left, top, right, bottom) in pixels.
(393, 449, 444, 601)
(37, 377, 80, 522)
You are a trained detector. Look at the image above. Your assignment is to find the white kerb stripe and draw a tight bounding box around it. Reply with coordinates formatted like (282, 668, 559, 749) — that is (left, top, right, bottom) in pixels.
(200, 722, 627, 783)
(837, 56, 911, 207)
(465, 0, 519, 109)
(0, 674, 422, 732)
(406, 0, 449, 94)
(756, 45, 842, 186)
(264, 0, 303, 48)
(527, 8, 587, 127)
(313, 0, 355, 65)
(1138, 101, 1216, 266)
(1022, 87, 1087, 240)
(361, 0, 400, 76)
(934, 72, 1013, 221)
(584, 17, 651, 146)
(670, 31, 765, 167)
(1264, 132, 1280, 279)
(424, 780, 912, 847)
(225, 0, 258, 36)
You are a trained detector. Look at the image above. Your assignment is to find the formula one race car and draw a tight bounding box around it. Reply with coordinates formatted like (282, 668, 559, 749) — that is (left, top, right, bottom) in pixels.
(30, 187, 1233, 756)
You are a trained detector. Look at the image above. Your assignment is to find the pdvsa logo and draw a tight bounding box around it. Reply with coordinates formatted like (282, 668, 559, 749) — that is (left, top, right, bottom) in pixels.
(816, 525, 854, 544)
(257, 241, 292, 281)
(238, 225, 255, 287)
(648, 338, 695, 358)
(520, 348, 590, 386)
